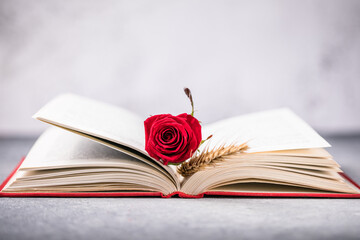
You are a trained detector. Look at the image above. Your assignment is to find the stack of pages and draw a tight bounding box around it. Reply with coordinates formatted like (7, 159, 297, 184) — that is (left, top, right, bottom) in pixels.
(1, 94, 359, 198)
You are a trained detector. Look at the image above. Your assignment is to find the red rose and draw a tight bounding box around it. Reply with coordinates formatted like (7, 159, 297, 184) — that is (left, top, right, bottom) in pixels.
(144, 113, 202, 165)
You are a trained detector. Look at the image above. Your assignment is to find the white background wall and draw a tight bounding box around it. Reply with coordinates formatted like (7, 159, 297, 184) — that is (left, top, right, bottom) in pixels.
(0, 0, 359, 136)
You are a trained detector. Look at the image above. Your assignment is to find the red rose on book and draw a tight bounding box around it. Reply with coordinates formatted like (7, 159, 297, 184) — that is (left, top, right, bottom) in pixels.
(144, 113, 202, 165)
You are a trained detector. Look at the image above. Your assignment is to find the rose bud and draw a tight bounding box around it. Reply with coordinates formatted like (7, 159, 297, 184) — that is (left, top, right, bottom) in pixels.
(144, 113, 202, 165)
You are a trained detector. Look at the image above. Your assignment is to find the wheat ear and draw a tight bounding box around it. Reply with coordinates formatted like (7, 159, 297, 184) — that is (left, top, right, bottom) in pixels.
(177, 142, 248, 177)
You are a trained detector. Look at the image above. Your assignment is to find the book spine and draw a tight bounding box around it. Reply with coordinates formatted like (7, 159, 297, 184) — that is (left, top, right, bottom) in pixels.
(161, 192, 204, 198)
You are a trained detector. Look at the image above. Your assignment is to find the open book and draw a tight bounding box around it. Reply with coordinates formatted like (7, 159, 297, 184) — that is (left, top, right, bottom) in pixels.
(1, 94, 359, 198)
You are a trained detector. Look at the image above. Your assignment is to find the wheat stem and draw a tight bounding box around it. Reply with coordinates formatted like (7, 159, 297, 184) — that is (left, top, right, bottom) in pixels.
(177, 143, 248, 177)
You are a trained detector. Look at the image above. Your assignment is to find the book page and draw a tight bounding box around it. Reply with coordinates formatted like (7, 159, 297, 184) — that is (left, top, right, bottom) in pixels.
(19, 127, 174, 181)
(202, 108, 331, 153)
(20, 127, 147, 169)
(209, 182, 349, 193)
(181, 164, 359, 195)
(33, 94, 146, 154)
(32, 94, 181, 184)
(3, 127, 178, 194)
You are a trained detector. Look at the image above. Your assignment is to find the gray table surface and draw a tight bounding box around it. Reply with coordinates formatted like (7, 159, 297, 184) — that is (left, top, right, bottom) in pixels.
(0, 136, 360, 240)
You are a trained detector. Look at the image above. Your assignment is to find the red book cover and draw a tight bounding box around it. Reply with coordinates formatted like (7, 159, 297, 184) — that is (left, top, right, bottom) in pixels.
(1, 157, 360, 198)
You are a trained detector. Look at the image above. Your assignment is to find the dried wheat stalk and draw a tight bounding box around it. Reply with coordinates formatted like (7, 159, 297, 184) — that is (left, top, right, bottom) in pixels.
(177, 142, 248, 177)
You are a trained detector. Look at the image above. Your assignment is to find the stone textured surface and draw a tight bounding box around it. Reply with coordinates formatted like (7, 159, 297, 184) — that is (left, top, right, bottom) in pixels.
(1, 0, 360, 136)
(0, 136, 359, 240)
